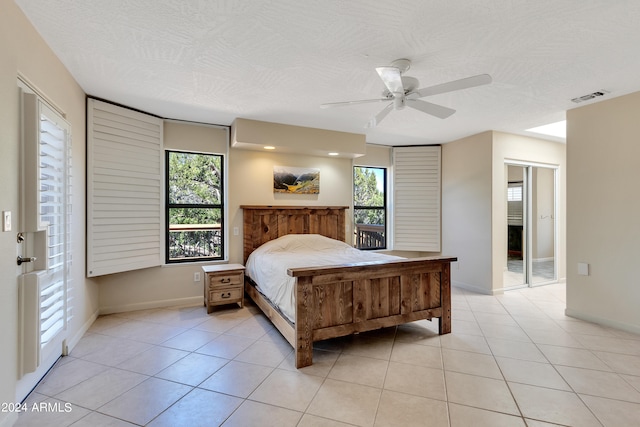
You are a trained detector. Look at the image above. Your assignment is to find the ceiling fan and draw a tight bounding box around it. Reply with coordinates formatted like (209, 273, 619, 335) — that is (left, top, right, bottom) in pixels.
(320, 58, 492, 128)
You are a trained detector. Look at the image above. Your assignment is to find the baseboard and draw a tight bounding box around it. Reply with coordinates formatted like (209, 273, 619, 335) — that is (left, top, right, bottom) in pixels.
(99, 296, 204, 315)
(565, 308, 640, 335)
(65, 309, 99, 355)
(452, 280, 495, 295)
(0, 413, 18, 427)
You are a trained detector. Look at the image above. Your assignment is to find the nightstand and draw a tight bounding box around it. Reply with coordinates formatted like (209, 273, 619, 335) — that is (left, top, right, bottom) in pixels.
(202, 264, 245, 313)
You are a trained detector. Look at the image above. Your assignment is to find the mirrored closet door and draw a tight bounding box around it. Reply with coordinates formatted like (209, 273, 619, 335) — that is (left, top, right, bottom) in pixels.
(505, 163, 557, 288)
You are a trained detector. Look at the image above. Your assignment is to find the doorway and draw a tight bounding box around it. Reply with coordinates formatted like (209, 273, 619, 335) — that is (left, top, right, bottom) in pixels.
(504, 163, 557, 288)
(16, 88, 71, 402)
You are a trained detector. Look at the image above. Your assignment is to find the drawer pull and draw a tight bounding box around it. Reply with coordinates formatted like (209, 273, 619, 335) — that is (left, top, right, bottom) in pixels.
(220, 278, 231, 284)
(221, 292, 231, 299)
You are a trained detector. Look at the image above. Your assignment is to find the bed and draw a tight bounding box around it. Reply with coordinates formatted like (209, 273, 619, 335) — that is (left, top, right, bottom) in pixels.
(241, 205, 456, 368)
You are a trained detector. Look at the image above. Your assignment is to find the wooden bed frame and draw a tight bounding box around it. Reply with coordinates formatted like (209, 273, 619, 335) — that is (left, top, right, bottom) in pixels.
(241, 205, 456, 368)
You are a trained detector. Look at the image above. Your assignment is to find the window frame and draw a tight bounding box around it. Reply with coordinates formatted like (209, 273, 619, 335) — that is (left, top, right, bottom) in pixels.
(353, 166, 387, 250)
(165, 149, 225, 263)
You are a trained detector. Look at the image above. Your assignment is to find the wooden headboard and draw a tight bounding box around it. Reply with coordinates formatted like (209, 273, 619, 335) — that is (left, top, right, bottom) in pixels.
(240, 205, 348, 263)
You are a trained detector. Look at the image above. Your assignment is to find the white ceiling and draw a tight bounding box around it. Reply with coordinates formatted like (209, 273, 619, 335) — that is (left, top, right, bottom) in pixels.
(15, 0, 640, 146)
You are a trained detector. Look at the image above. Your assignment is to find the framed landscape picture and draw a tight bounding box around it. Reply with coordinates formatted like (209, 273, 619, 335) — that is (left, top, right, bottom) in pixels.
(273, 166, 320, 194)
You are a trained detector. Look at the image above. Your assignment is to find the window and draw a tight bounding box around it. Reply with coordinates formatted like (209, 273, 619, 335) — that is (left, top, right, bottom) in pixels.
(507, 184, 523, 201)
(353, 166, 386, 249)
(166, 150, 224, 262)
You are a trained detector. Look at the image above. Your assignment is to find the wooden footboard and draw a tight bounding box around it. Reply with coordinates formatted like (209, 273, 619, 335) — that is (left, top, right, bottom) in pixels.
(288, 256, 455, 368)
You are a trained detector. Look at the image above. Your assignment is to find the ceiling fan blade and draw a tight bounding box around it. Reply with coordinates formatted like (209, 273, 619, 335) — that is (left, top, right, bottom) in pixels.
(411, 74, 492, 98)
(320, 98, 389, 109)
(406, 99, 456, 119)
(366, 103, 394, 128)
(376, 66, 404, 95)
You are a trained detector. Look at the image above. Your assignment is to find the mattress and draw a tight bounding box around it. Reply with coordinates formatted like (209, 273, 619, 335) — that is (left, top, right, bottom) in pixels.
(245, 234, 402, 322)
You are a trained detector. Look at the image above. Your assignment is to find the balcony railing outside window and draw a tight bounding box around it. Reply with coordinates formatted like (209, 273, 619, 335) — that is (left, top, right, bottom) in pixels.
(354, 223, 385, 250)
(168, 224, 222, 260)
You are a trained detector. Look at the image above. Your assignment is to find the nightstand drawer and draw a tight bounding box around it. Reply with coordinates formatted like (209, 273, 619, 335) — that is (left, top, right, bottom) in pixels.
(209, 287, 243, 304)
(208, 272, 243, 288)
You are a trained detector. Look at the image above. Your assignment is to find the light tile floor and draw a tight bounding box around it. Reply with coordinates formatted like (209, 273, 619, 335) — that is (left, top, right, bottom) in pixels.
(15, 283, 640, 427)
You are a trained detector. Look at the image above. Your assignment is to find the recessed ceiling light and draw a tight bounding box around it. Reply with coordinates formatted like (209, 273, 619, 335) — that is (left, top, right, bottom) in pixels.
(525, 120, 566, 138)
(328, 152, 339, 156)
(264, 146, 275, 150)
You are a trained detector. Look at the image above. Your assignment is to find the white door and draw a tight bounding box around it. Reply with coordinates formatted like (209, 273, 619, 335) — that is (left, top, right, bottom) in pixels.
(16, 91, 71, 402)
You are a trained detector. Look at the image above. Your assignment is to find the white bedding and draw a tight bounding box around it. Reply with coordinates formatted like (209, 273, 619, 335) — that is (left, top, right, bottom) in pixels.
(245, 234, 402, 323)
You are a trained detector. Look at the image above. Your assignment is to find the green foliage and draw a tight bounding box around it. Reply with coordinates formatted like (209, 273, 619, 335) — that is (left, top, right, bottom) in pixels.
(169, 208, 220, 225)
(169, 152, 222, 205)
(353, 167, 384, 225)
(168, 152, 222, 225)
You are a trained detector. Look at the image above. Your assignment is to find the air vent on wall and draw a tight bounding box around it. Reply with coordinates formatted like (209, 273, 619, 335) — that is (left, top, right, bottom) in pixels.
(571, 90, 609, 103)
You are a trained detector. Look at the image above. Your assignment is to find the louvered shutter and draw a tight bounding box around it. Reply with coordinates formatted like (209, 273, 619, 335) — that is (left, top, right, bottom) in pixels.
(21, 93, 72, 373)
(87, 99, 164, 277)
(393, 146, 441, 252)
(507, 182, 524, 226)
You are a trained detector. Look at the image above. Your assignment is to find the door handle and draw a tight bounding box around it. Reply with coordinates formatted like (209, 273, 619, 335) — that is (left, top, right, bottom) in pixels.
(17, 256, 37, 266)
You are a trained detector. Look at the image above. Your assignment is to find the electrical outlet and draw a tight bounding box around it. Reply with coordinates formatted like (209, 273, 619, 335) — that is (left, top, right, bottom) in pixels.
(233, 226, 239, 236)
(577, 262, 589, 276)
(193, 272, 201, 282)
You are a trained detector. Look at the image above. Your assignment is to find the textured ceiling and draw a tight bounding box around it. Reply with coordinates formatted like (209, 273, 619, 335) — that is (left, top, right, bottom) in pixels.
(15, 0, 640, 145)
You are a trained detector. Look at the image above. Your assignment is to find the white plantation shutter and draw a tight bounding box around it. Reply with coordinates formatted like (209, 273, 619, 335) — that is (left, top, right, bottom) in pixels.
(507, 182, 524, 226)
(87, 99, 164, 277)
(20, 92, 72, 375)
(38, 111, 69, 351)
(393, 146, 441, 252)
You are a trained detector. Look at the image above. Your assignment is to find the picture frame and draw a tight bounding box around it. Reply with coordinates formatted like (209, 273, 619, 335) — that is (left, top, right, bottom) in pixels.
(273, 166, 319, 194)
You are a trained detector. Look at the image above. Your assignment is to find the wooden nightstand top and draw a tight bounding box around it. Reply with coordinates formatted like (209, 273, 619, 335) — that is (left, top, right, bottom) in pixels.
(202, 264, 245, 274)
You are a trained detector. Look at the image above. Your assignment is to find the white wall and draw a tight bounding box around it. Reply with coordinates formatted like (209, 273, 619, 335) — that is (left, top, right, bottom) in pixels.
(492, 131, 566, 292)
(1, 1, 96, 421)
(355, 143, 392, 168)
(228, 148, 354, 264)
(442, 132, 494, 293)
(442, 131, 566, 294)
(566, 91, 640, 333)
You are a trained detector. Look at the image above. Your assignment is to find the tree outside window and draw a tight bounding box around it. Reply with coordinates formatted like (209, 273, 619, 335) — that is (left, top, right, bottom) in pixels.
(353, 166, 386, 249)
(166, 150, 224, 262)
